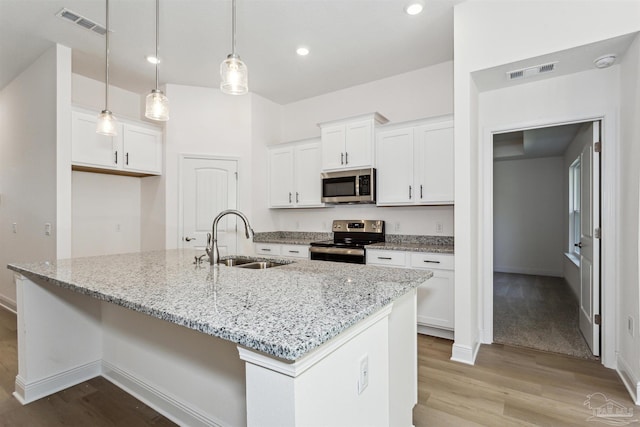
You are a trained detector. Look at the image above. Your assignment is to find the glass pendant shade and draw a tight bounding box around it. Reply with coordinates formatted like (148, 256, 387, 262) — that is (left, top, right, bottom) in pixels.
(145, 89, 169, 121)
(96, 110, 118, 136)
(220, 54, 248, 95)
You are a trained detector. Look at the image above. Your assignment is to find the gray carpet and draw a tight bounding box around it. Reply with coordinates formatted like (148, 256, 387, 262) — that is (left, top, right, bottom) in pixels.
(493, 272, 597, 360)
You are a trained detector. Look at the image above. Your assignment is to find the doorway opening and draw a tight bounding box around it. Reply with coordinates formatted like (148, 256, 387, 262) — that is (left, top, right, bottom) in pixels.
(491, 121, 601, 359)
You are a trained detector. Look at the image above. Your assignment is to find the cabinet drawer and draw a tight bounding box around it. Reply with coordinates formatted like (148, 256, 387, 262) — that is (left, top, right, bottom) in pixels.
(366, 250, 406, 267)
(281, 244, 309, 259)
(410, 253, 454, 270)
(255, 243, 281, 256)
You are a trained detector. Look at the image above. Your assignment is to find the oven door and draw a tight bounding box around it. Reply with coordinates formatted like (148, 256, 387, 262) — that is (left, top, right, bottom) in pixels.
(309, 246, 366, 264)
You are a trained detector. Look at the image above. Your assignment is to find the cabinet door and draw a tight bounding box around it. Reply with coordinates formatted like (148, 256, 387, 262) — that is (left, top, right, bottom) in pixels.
(269, 146, 294, 207)
(376, 128, 414, 205)
(344, 119, 373, 168)
(294, 141, 323, 206)
(416, 269, 454, 330)
(415, 124, 454, 204)
(71, 111, 119, 169)
(122, 125, 162, 174)
(321, 124, 345, 170)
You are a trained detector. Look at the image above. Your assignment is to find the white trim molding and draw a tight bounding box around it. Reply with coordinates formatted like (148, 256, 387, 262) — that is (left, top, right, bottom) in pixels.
(616, 354, 640, 406)
(450, 341, 480, 365)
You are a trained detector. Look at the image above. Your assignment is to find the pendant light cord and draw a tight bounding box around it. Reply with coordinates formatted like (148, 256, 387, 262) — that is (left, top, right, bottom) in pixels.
(231, 0, 236, 55)
(105, 0, 110, 110)
(155, 0, 160, 90)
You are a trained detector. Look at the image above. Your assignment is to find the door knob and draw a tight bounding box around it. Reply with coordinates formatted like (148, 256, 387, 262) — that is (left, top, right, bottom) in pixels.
(574, 242, 583, 248)
(185, 237, 196, 242)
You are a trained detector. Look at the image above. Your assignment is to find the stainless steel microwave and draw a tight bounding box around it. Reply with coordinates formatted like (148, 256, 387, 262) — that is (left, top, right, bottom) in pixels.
(321, 168, 376, 204)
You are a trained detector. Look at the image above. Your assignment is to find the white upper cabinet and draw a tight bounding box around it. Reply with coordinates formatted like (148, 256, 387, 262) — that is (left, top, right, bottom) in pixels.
(268, 139, 324, 208)
(376, 116, 454, 206)
(71, 109, 162, 176)
(319, 113, 388, 171)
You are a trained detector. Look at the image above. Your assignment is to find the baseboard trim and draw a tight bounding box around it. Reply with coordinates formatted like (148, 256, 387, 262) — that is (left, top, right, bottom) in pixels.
(616, 354, 640, 405)
(13, 360, 101, 404)
(450, 341, 480, 365)
(494, 266, 563, 277)
(417, 325, 454, 340)
(102, 360, 225, 427)
(0, 294, 16, 314)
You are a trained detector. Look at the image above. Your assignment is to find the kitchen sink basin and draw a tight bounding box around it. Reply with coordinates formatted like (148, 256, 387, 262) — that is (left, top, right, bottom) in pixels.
(218, 258, 254, 267)
(235, 261, 287, 269)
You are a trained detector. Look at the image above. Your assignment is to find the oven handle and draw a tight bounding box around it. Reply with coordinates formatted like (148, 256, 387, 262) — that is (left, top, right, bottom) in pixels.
(309, 246, 365, 256)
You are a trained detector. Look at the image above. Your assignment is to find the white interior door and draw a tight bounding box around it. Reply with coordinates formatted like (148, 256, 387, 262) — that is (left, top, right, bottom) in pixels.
(181, 157, 238, 256)
(578, 121, 600, 356)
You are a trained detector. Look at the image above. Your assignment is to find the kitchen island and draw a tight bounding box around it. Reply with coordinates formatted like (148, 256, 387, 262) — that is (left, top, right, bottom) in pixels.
(8, 250, 431, 427)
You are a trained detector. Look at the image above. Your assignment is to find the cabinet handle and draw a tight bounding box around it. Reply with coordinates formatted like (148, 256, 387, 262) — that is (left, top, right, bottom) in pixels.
(289, 192, 292, 203)
(345, 152, 348, 164)
(262, 248, 272, 252)
(409, 185, 412, 199)
(289, 250, 300, 254)
(184, 237, 196, 242)
(125, 152, 129, 165)
(378, 256, 392, 260)
(341, 153, 344, 165)
(296, 192, 299, 203)
(420, 184, 423, 199)
(423, 260, 441, 264)
(114, 151, 118, 164)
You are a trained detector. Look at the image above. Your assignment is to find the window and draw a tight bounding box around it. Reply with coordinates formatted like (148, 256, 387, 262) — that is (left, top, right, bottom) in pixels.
(569, 158, 581, 255)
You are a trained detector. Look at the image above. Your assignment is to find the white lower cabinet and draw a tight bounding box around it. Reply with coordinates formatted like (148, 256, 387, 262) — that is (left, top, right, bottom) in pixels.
(255, 243, 309, 259)
(367, 249, 454, 339)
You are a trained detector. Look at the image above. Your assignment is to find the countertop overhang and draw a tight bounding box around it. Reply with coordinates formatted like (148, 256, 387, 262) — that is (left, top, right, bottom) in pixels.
(8, 250, 431, 361)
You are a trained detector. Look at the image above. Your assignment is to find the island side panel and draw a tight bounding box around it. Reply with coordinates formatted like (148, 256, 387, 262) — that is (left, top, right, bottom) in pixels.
(14, 274, 102, 404)
(100, 302, 247, 427)
(388, 288, 418, 426)
(242, 308, 391, 427)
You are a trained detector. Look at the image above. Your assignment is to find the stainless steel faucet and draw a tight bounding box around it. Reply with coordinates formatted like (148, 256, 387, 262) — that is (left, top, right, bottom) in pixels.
(206, 209, 255, 265)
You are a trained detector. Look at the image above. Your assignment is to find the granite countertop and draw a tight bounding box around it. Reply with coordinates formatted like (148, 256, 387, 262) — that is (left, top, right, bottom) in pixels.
(366, 242, 454, 254)
(8, 250, 431, 361)
(253, 231, 331, 246)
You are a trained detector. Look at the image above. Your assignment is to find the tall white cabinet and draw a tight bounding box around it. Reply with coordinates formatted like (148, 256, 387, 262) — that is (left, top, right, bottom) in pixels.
(268, 139, 324, 208)
(376, 115, 453, 205)
(71, 109, 162, 176)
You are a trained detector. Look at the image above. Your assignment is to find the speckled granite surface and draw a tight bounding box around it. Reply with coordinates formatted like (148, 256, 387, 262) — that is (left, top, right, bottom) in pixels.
(367, 234, 454, 253)
(253, 231, 332, 245)
(8, 250, 431, 361)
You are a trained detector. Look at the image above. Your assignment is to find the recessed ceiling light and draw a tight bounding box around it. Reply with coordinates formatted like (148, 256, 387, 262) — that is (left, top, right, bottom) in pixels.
(405, 2, 424, 15)
(593, 54, 616, 69)
(146, 55, 160, 64)
(296, 47, 309, 56)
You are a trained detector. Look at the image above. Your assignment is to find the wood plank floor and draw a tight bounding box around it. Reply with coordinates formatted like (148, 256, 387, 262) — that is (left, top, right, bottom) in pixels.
(1, 308, 634, 426)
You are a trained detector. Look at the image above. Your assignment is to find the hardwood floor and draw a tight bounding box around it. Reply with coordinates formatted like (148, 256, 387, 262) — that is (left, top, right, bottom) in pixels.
(1, 308, 634, 426)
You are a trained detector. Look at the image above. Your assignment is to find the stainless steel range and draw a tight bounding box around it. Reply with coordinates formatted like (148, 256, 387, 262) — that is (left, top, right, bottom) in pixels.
(309, 220, 385, 264)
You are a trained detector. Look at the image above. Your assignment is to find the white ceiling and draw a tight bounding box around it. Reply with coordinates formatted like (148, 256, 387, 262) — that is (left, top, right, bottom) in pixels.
(0, 0, 464, 105)
(493, 123, 584, 161)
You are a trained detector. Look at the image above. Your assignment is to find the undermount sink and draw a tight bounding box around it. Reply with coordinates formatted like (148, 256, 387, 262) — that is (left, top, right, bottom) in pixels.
(236, 261, 286, 269)
(218, 258, 254, 267)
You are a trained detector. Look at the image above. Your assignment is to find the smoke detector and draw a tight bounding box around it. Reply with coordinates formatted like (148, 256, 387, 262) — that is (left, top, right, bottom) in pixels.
(56, 8, 107, 36)
(506, 62, 558, 81)
(594, 54, 616, 69)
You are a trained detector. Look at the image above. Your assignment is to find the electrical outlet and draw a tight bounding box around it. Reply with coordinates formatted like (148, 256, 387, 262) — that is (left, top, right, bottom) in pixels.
(358, 355, 369, 395)
(115, 223, 121, 232)
(12, 223, 17, 234)
(44, 222, 51, 236)
(436, 222, 443, 233)
(394, 222, 400, 232)
(629, 316, 634, 337)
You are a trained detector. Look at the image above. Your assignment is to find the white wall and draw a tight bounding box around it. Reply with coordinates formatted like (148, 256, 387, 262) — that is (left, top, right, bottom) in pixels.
(493, 157, 564, 277)
(619, 32, 640, 402)
(562, 122, 593, 298)
(163, 84, 253, 253)
(454, 0, 640, 365)
(0, 46, 60, 310)
(72, 172, 142, 257)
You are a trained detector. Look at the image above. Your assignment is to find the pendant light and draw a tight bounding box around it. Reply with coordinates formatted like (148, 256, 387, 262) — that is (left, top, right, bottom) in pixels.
(145, 0, 169, 121)
(96, 0, 117, 136)
(220, 0, 248, 95)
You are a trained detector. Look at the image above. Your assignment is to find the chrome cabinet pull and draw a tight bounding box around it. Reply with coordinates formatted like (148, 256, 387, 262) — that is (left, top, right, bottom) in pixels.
(289, 192, 292, 203)
(289, 250, 299, 254)
(423, 260, 441, 264)
(341, 153, 344, 165)
(378, 256, 392, 260)
(296, 192, 299, 203)
(420, 184, 423, 199)
(125, 152, 129, 165)
(262, 248, 271, 252)
(409, 185, 412, 199)
(345, 152, 348, 164)
(185, 237, 196, 242)
(114, 151, 118, 164)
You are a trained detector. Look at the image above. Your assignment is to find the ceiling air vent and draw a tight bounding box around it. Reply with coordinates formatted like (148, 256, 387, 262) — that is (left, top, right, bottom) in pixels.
(506, 61, 558, 81)
(56, 8, 106, 36)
